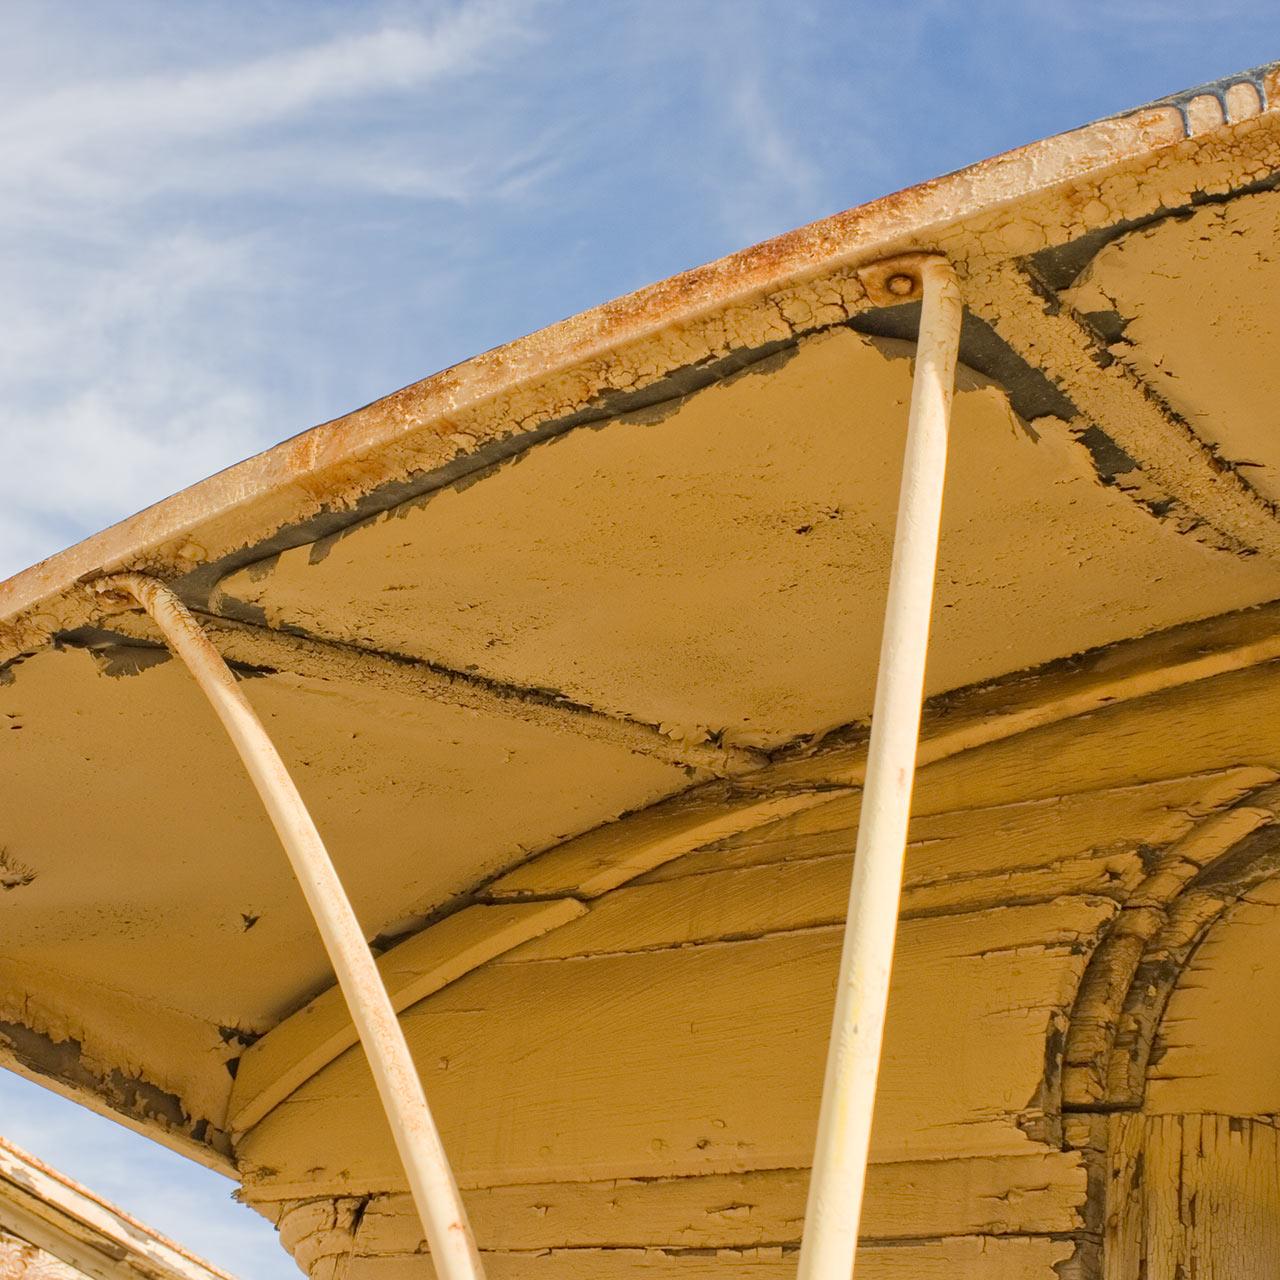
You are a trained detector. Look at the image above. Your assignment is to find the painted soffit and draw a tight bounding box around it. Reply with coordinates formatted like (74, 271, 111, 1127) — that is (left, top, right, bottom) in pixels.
(2, 64, 1280, 1165)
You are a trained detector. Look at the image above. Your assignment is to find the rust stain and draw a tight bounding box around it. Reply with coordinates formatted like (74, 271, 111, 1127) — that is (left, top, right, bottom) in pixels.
(0, 75, 1249, 664)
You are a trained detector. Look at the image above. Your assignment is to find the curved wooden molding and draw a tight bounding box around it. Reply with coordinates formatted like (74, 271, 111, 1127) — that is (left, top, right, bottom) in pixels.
(227, 899, 584, 1135)
(485, 788, 843, 900)
(228, 786, 847, 1136)
(1060, 774, 1280, 1116)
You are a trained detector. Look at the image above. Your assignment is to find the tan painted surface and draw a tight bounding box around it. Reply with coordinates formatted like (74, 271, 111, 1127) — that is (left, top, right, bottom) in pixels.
(242, 905, 1103, 1189)
(513, 774, 1253, 960)
(7, 61, 1280, 1280)
(0, 644, 684, 1133)
(216, 330, 1280, 748)
(1067, 189, 1280, 504)
(228, 899, 584, 1133)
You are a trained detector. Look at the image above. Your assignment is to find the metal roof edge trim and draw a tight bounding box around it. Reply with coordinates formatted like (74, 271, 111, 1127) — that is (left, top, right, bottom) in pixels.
(3, 65, 1278, 660)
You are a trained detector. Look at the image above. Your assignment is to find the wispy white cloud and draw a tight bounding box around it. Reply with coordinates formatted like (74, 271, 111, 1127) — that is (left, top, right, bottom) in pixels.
(0, 1, 546, 580)
(725, 71, 822, 198)
(1, 6, 528, 203)
(0, 228, 275, 578)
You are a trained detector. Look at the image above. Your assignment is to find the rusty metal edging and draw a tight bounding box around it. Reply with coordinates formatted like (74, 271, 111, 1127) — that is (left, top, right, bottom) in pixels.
(5, 66, 1279, 663)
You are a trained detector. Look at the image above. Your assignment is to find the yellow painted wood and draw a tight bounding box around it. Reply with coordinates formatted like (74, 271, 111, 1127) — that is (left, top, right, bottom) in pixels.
(228, 900, 584, 1133)
(239, 898, 1111, 1195)
(648, 769, 1265, 884)
(1062, 794, 1280, 1108)
(352, 1153, 1086, 1252)
(1106, 1113, 1280, 1279)
(523, 774, 1255, 962)
(340, 1235, 1075, 1279)
(486, 789, 844, 899)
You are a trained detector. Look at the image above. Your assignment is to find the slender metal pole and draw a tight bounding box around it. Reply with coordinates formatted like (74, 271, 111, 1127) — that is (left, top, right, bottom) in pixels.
(797, 256, 962, 1279)
(92, 574, 486, 1280)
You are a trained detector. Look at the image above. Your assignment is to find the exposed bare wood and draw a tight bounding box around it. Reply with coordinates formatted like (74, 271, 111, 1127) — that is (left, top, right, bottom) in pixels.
(105, 610, 763, 779)
(1105, 1113, 1280, 1280)
(0, 1137, 230, 1280)
(0, 1232, 79, 1280)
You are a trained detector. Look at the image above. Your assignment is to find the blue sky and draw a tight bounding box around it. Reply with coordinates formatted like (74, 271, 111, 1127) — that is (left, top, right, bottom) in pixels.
(3, 1, 1280, 1274)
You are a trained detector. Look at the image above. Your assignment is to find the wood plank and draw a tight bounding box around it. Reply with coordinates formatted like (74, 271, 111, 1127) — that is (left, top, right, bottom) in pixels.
(352, 1153, 1086, 1253)
(514, 847, 1127, 962)
(904, 671, 1280, 819)
(344, 1236, 1076, 1279)
(486, 790, 846, 900)
(228, 900, 584, 1133)
(239, 901, 1111, 1194)
(644, 771, 1263, 884)
(519, 776, 1255, 962)
(0, 1136, 228, 1280)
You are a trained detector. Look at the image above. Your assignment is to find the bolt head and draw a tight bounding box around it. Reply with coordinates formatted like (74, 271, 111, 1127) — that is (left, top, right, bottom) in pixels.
(886, 273, 916, 297)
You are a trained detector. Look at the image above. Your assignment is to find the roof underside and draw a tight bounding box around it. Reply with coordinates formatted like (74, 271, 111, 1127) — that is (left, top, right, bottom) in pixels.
(4, 64, 1280, 1168)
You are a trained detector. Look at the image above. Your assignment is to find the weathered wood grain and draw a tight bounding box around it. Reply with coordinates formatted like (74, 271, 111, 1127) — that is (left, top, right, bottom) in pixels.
(644, 771, 1263, 886)
(228, 899, 585, 1133)
(352, 1154, 1086, 1253)
(1106, 1113, 1280, 1280)
(240, 899, 1110, 1196)
(519, 774, 1257, 962)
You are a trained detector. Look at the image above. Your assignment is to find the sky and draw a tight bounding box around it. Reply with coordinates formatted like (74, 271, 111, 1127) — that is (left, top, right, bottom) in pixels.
(2, 0, 1280, 1274)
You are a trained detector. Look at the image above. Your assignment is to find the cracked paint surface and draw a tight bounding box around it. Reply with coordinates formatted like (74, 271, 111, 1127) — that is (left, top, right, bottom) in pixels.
(1066, 188, 1280, 505)
(216, 328, 1280, 750)
(0, 643, 685, 1134)
(5, 63, 1280, 1280)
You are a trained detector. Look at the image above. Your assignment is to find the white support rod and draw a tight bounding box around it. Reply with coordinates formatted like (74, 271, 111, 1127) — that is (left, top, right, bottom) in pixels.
(796, 255, 962, 1280)
(92, 573, 486, 1280)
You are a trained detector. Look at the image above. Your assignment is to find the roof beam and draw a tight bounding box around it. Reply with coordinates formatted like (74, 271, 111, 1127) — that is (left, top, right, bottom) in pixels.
(966, 261, 1280, 559)
(103, 610, 765, 779)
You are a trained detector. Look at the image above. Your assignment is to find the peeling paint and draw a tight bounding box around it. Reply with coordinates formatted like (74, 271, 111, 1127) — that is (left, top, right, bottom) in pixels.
(0, 1019, 229, 1159)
